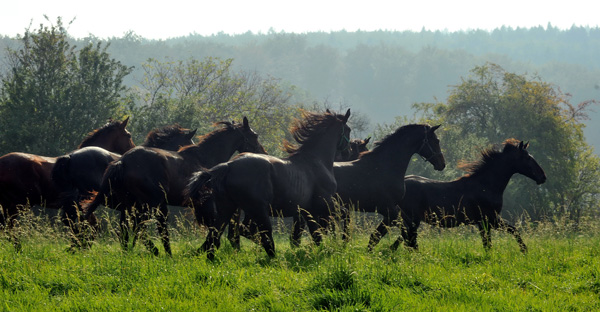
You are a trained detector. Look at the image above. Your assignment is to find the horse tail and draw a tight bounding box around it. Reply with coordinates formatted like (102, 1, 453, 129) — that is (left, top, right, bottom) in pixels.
(83, 160, 125, 219)
(186, 164, 230, 226)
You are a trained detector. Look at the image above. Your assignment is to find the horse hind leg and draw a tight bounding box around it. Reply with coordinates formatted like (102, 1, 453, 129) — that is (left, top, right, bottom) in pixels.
(155, 203, 171, 256)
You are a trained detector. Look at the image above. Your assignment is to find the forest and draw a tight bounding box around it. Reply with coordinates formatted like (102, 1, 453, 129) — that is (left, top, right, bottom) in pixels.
(0, 19, 599, 221)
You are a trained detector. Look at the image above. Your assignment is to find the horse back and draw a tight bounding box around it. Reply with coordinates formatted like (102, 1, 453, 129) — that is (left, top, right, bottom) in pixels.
(0, 152, 58, 205)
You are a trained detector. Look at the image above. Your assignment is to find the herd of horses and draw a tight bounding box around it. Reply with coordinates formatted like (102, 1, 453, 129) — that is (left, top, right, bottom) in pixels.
(0, 109, 546, 258)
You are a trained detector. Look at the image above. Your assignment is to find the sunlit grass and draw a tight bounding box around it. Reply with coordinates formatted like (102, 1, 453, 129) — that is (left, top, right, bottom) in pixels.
(1, 207, 599, 311)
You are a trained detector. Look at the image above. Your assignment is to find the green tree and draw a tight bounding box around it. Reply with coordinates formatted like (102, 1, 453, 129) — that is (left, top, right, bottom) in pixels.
(384, 63, 599, 220)
(127, 57, 299, 155)
(0, 17, 132, 155)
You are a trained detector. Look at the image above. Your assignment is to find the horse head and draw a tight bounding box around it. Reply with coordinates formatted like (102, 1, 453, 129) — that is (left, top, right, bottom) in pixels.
(416, 125, 445, 171)
(509, 140, 547, 185)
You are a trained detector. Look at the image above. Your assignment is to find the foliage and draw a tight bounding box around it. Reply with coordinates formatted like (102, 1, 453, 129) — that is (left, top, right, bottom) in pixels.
(391, 63, 600, 220)
(125, 57, 299, 155)
(1, 210, 600, 311)
(0, 17, 132, 155)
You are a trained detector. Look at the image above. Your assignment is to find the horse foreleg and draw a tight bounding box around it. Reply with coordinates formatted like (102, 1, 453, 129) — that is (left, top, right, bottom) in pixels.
(500, 219, 527, 254)
(291, 213, 305, 247)
(392, 220, 420, 251)
(477, 221, 492, 251)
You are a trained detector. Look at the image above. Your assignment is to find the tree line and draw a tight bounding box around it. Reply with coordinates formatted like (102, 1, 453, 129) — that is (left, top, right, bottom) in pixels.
(0, 18, 598, 221)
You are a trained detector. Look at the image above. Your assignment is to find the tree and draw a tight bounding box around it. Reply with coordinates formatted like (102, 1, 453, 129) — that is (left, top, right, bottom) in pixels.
(127, 57, 299, 156)
(389, 63, 599, 220)
(0, 17, 132, 155)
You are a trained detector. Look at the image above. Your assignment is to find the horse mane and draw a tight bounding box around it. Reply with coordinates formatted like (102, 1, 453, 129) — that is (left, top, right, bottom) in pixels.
(283, 110, 344, 155)
(458, 138, 521, 174)
(179, 121, 238, 152)
(78, 119, 123, 148)
(143, 124, 187, 147)
(359, 124, 428, 159)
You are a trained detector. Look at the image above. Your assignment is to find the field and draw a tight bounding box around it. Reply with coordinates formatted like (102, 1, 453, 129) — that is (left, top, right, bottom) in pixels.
(1, 210, 599, 311)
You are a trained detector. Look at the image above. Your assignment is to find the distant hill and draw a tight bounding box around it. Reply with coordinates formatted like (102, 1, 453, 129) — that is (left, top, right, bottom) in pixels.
(2, 26, 599, 151)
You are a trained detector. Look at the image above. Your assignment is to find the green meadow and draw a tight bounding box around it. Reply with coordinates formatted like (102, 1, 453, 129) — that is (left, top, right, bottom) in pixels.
(1, 211, 599, 311)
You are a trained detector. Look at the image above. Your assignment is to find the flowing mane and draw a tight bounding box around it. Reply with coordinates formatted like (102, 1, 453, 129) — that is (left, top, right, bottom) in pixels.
(284, 110, 345, 155)
(179, 121, 237, 152)
(143, 124, 188, 147)
(458, 138, 521, 174)
(78, 119, 124, 148)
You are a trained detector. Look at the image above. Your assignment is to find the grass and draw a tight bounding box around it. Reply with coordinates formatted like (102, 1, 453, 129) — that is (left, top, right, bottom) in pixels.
(1, 209, 599, 311)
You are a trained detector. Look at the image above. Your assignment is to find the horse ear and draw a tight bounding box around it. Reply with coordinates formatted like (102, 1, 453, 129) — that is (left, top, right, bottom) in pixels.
(188, 128, 197, 139)
(121, 117, 130, 129)
(326, 109, 331, 114)
(518, 141, 524, 149)
(243, 116, 249, 129)
(430, 124, 441, 132)
(365, 137, 371, 144)
(342, 108, 351, 123)
(524, 141, 530, 149)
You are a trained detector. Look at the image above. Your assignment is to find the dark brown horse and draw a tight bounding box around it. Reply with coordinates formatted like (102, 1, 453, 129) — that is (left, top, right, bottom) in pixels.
(329, 124, 446, 250)
(0, 118, 135, 248)
(335, 137, 370, 162)
(397, 139, 546, 253)
(51, 124, 196, 245)
(187, 109, 351, 259)
(84, 117, 265, 255)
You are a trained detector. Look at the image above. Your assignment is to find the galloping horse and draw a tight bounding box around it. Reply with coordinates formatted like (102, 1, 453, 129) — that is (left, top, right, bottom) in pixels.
(187, 109, 351, 259)
(51, 124, 196, 244)
(328, 124, 446, 250)
(335, 137, 370, 162)
(397, 139, 546, 253)
(0, 117, 135, 247)
(84, 117, 265, 255)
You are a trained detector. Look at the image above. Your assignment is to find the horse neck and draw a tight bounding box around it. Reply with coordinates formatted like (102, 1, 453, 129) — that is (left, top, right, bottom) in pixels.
(291, 129, 341, 168)
(363, 131, 422, 175)
(81, 136, 117, 152)
(466, 156, 516, 193)
(181, 131, 241, 168)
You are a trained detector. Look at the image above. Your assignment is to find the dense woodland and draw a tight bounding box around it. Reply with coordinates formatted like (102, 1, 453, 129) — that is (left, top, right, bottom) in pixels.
(0, 20, 599, 221)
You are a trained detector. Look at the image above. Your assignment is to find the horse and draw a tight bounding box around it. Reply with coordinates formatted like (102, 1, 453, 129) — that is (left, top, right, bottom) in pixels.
(0, 117, 135, 248)
(83, 117, 265, 256)
(187, 109, 352, 259)
(396, 139, 546, 253)
(335, 137, 370, 162)
(325, 124, 446, 251)
(227, 136, 371, 248)
(51, 124, 196, 246)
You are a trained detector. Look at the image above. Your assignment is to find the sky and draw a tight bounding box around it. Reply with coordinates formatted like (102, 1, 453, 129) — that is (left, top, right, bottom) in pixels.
(1, 0, 599, 39)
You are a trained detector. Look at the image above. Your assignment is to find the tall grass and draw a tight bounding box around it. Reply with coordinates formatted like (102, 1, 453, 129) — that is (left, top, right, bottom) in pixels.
(1, 207, 599, 311)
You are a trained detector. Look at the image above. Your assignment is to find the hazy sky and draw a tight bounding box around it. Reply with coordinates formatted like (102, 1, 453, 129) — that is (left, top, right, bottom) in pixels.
(2, 0, 599, 39)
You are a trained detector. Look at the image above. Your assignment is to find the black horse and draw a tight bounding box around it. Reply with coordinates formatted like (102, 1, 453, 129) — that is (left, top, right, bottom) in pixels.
(323, 124, 446, 250)
(335, 137, 370, 162)
(84, 117, 265, 255)
(397, 139, 546, 253)
(52, 124, 196, 245)
(187, 109, 351, 259)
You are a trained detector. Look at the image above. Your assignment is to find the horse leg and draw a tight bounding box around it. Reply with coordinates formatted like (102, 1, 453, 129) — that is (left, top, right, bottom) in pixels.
(137, 206, 158, 256)
(290, 212, 305, 247)
(392, 220, 420, 251)
(227, 208, 241, 250)
(340, 206, 350, 243)
(368, 208, 398, 251)
(253, 211, 275, 257)
(477, 221, 492, 251)
(156, 203, 171, 256)
(500, 219, 527, 254)
(200, 199, 234, 260)
(303, 212, 324, 246)
(119, 207, 134, 252)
